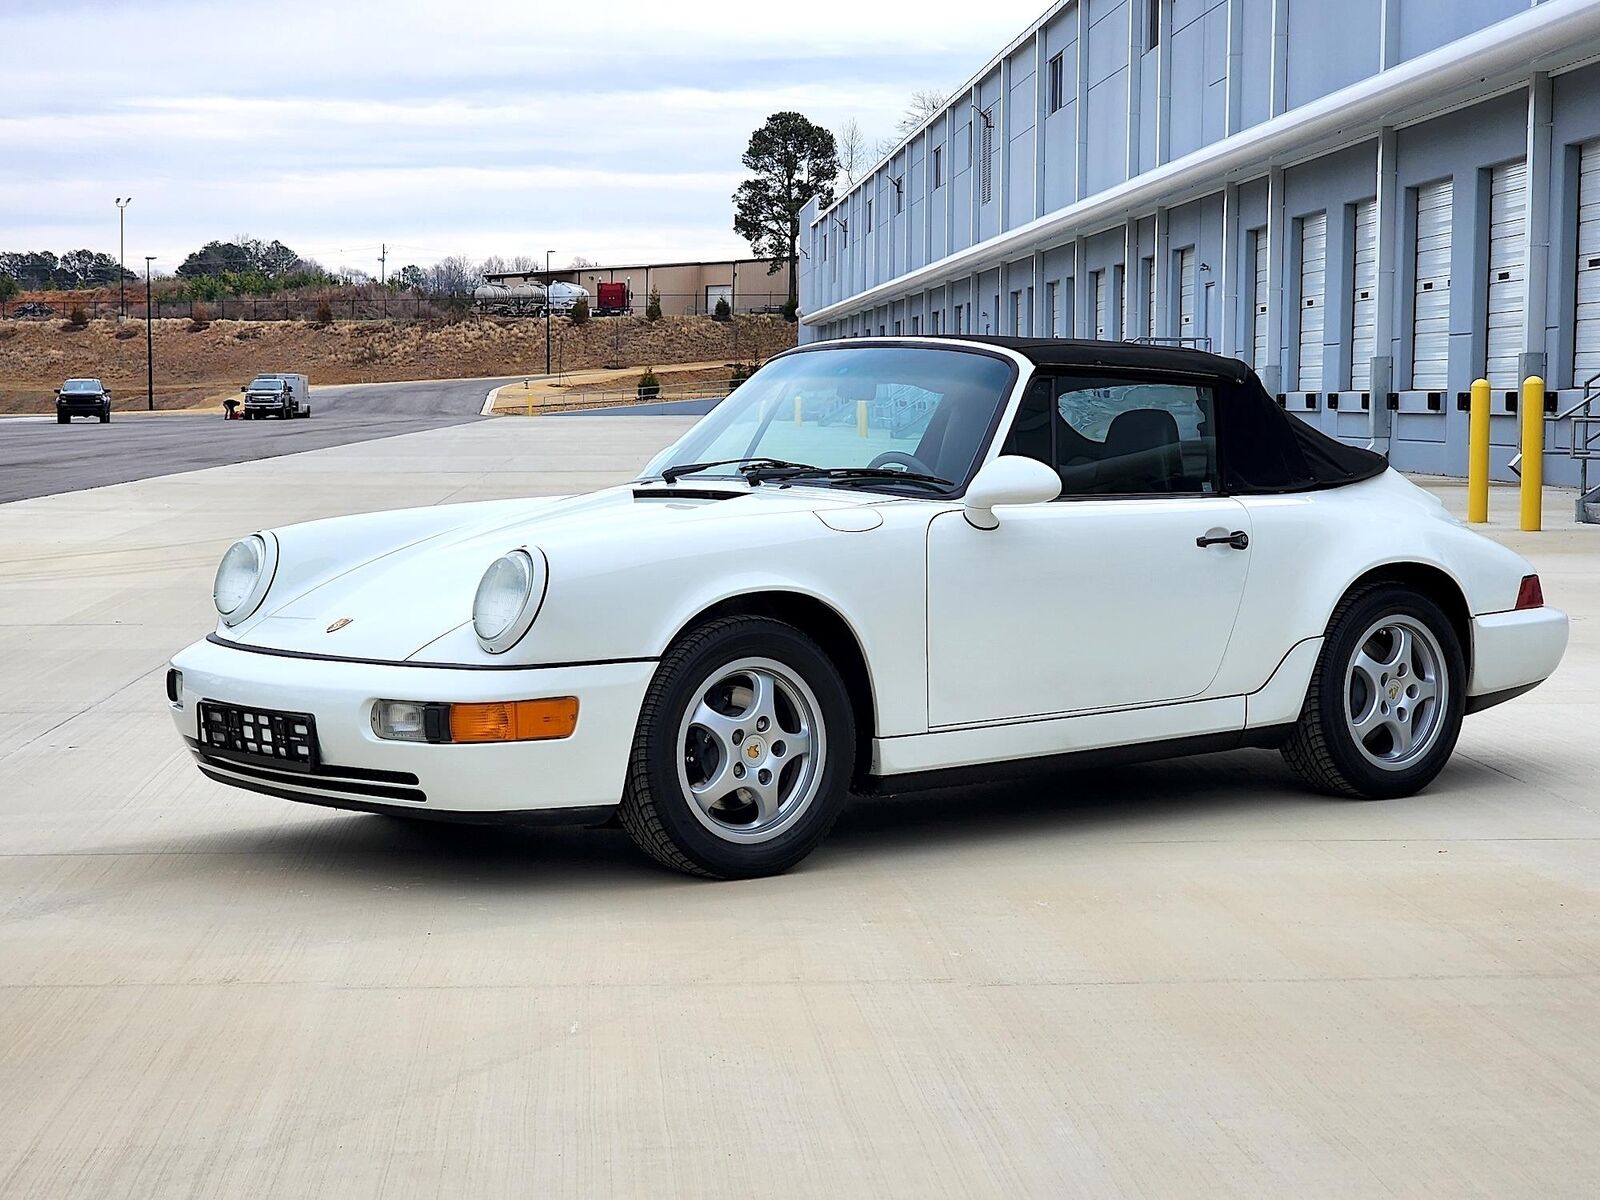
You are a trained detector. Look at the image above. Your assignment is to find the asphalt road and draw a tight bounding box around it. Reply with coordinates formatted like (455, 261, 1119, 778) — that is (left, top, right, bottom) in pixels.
(0, 376, 517, 504)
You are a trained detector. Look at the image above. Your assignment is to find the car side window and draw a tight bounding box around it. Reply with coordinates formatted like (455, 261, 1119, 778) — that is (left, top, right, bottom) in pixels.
(1001, 374, 1219, 497)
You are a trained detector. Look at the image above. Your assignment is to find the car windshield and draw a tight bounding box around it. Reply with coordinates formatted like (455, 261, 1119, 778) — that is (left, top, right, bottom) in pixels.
(61, 379, 101, 393)
(644, 345, 1016, 492)
(248, 377, 285, 390)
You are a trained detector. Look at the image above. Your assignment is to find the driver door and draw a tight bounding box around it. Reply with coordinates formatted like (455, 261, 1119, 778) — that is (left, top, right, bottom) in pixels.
(925, 373, 1251, 727)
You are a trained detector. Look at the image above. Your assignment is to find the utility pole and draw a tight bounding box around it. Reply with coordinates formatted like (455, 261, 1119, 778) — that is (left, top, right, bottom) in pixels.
(144, 257, 155, 410)
(545, 248, 554, 376)
(378, 243, 387, 287)
(115, 197, 132, 319)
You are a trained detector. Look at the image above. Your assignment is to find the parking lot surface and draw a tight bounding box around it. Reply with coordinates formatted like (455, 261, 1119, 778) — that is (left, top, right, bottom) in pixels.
(1, 417, 1597, 1197)
(0, 375, 517, 503)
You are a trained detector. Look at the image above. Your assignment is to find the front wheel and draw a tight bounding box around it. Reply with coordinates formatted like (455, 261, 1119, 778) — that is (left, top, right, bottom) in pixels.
(99, 407, 110, 423)
(56, 412, 69, 424)
(619, 616, 855, 878)
(1282, 584, 1465, 799)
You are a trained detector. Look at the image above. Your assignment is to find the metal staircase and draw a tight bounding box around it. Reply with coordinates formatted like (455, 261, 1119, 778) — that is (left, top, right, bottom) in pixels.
(1505, 374, 1600, 522)
(1561, 375, 1600, 523)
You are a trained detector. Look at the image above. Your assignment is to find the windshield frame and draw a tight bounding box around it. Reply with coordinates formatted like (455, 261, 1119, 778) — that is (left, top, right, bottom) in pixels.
(61, 379, 103, 393)
(642, 340, 1023, 498)
(247, 376, 286, 391)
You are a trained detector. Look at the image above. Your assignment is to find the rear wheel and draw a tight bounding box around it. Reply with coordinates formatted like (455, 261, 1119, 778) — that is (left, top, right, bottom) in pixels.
(1282, 584, 1465, 799)
(619, 616, 854, 878)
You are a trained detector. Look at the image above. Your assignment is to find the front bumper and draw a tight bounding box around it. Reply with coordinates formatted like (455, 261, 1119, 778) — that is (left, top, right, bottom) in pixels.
(56, 400, 105, 414)
(168, 636, 655, 816)
(1467, 605, 1568, 708)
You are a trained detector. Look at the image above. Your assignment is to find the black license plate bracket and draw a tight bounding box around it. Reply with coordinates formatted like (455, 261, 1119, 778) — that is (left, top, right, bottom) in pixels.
(199, 701, 320, 773)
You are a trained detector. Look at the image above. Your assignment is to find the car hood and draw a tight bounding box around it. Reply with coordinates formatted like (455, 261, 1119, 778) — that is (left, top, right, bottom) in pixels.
(229, 483, 887, 660)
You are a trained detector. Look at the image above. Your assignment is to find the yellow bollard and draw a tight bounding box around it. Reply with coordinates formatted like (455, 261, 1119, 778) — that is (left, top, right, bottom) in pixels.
(1520, 375, 1545, 532)
(857, 399, 868, 438)
(1467, 378, 1490, 523)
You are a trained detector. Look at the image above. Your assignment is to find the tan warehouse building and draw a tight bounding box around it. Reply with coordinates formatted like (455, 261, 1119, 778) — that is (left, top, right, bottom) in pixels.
(484, 257, 792, 317)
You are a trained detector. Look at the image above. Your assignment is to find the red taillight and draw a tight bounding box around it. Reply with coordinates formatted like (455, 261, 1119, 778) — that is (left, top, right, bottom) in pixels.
(1515, 575, 1544, 610)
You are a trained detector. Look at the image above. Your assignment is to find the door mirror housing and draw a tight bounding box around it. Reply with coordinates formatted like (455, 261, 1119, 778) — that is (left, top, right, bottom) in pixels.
(963, 455, 1061, 529)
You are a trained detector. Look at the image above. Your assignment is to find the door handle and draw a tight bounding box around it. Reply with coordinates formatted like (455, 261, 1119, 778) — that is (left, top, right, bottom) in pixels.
(1196, 530, 1249, 550)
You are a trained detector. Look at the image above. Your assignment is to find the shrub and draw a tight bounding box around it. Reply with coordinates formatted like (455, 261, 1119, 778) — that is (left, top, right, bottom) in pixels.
(189, 300, 211, 328)
(569, 297, 590, 325)
(637, 367, 661, 400)
(441, 295, 471, 324)
(67, 305, 88, 329)
(713, 296, 731, 321)
(729, 362, 755, 387)
(315, 299, 333, 326)
(781, 297, 799, 322)
(645, 287, 662, 322)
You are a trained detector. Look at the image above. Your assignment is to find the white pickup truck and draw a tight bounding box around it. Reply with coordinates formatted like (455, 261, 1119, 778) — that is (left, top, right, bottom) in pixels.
(240, 373, 311, 420)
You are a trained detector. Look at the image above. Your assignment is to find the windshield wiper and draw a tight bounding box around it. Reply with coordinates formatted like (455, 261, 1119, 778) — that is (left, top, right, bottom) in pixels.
(657, 457, 816, 485)
(743, 464, 954, 491)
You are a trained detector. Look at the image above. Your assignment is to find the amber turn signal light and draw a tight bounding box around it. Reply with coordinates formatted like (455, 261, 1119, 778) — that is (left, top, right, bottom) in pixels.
(449, 697, 580, 743)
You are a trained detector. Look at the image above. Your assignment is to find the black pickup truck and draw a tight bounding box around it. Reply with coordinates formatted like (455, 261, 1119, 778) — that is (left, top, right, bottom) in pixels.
(56, 378, 112, 423)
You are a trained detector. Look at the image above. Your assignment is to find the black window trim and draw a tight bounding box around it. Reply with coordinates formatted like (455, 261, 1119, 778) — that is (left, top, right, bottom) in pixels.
(1014, 364, 1233, 503)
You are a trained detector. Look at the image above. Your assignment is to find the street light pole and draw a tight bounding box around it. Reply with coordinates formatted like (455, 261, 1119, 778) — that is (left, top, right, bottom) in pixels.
(545, 249, 554, 376)
(115, 197, 132, 319)
(144, 256, 155, 410)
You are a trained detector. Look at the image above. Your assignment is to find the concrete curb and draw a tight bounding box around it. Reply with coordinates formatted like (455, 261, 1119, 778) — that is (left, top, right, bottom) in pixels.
(481, 385, 503, 416)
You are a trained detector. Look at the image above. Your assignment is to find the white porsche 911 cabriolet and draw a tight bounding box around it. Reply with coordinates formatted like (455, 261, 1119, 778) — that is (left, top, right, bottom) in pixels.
(166, 337, 1568, 878)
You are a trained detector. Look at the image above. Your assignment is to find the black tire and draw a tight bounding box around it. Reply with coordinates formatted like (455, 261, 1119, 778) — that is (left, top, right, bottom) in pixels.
(56, 412, 69, 424)
(99, 407, 110, 423)
(1282, 584, 1465, 799)
(619, 615, 855, 879)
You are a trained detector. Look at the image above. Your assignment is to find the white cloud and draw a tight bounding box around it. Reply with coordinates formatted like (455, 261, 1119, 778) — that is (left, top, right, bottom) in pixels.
(0, 0, 1047, 272)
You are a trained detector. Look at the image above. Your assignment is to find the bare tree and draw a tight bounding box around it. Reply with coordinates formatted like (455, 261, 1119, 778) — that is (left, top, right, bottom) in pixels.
(507, 254, 538, 273)
(478, 255, 509, 276)
(427, 255, 478, 294)
(896, 89, 947, 137)
(835, 118, 867, 185)
(568, 255, 599, 269)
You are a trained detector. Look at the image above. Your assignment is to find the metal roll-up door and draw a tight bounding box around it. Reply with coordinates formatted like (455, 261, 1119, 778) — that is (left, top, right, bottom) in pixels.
(1251, 227, 1269, 369)
(1350, 199, 1377, 390)
(1485, 159, 1526, 387)
(1145, 257, 1157, 339)
(1412, 179, 1453, 390)
(1575, 140, 1600, 385)
(1298, 212, 1327, 391)
(1178, 247, 1196, 342)
(1093, 270, 1107, 339)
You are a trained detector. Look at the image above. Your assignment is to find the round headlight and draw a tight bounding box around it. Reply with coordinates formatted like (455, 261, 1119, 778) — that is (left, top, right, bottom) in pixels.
(473, 549, 547, 653)
(214, 535, 269, 623)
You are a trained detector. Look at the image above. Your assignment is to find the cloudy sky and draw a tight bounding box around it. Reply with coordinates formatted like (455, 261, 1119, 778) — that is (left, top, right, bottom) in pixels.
(0, 0, 1046, 276)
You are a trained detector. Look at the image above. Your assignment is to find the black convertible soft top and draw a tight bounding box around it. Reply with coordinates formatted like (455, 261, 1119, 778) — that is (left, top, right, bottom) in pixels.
(945, 335, 1389, 494)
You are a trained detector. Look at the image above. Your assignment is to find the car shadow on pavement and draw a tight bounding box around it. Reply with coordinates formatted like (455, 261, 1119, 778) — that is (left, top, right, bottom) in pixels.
(176, 748, 1345, 891)
(828, 749, 1350, 858)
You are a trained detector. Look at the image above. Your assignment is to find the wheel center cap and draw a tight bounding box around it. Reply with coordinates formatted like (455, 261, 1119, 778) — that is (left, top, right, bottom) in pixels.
(744, 738, 765, 761)
(1387, 683, 1400, 700)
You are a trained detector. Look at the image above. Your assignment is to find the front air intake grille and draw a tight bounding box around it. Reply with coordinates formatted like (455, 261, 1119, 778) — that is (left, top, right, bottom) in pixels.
(186, 738, 426, 804)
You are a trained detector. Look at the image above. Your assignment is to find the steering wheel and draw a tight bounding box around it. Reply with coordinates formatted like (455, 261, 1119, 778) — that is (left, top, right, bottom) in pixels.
(867, 450, 937, 475)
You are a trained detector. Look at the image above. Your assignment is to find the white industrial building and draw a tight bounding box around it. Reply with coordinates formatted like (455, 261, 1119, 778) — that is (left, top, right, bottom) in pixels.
(797, 0, 1600, 487)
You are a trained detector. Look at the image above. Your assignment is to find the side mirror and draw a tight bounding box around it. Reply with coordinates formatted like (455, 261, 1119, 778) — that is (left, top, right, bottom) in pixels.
(240, 385, 247, 392)
(963, 455, 1062, 529)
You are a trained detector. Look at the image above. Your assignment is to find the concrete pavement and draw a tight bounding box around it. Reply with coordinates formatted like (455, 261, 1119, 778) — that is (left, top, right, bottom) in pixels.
(1, 422, 1597, 1197)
